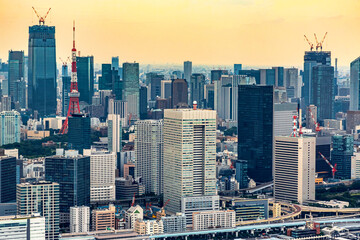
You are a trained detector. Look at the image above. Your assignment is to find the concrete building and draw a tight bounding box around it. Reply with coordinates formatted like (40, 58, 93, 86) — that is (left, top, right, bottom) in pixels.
(91, 204, 115, 231)
(274, 136, 316, 204)
(135, 120, 163, 195)
(115, 176, 144, 200)
(70, 206, 90, 233)
(274, 103, 298, 136)
(164, 109, 217, 214)
(161, 213, 186, 233)
(350, 57, 360, 111)
(0, 214, 45, 240)
(184, 61, 192, 88)
(83, 149, 116, 202)
(306, 105, 317, 131)
(108, 99, 128, 127)
(0, 111, 20, 146)
(273, 203, 282, 218)
(192, 210, 235, 230)
(107, 114, 122, 153)
(125, 205, 143, 229)
(231, 199, 269, 221)
(346, 111, 360, 134)
(181, 195, 219, 225)
(0, 203, 17, 216)
(134, 219, 163, 235)
(16, 181, 59, 240)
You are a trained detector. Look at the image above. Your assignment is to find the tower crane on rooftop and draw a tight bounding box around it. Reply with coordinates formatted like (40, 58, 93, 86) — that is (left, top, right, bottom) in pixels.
(32, 7, 51, 25)
(314, 33, 328, 51)
(304, 35, 314, 51)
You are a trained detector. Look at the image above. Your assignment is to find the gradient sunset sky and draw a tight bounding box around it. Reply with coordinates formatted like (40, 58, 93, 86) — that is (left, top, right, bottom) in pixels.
(0, 0, 359, 67)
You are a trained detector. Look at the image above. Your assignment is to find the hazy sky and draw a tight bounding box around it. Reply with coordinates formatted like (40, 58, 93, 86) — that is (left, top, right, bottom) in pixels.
(0, 0, 359, 67)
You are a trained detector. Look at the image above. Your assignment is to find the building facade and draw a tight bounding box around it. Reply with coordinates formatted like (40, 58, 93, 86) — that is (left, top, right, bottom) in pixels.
(192, 210, 235, 230)
(68, 114, 91, 153)
(123, 63, 139, 118)
(164, 109, 217, 214)
(77, 56, 94, 104)
(171, 79, 188, 108)
(91, 204, 116, 231)
(350, 57, 360, 111)
(274, 136, 316, 204)
(0, 156, 16, 203)
(107, 113, 123, 153)
(181, 195, 219, 225)
(69, 206, 90, 233)
(0, 214, 45, 240)
(135, 120, 163, 195)
(331, 135, 354, 179)
(8, 50, 25, 107)
(0, 111, 20, 146)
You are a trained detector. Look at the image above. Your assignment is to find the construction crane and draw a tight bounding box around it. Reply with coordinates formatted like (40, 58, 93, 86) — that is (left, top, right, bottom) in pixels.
(308, 108, 321, 132)
(131, 193, 136, 207)
(156, 199, 170, 220)
(314, 33, 328, 51)
(314, 33, 320, 51)
(319, 32, 328, 51)
(318, 151, 337, 178)
(32, 7, 51, 25)
(304, 35, 314, 51)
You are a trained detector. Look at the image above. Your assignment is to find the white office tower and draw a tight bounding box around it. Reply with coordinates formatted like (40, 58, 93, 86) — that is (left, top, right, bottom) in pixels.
(274, 136, 316, 204)
(108, 99, 128, 127)
(135, 120, 163, 195)
(83, 149, 116, 202)
(274, 103, 298, 136)
(0, 111, 21, 146)
(0, 214, 45, 240)
(70, 206, 90, 233)
(107, 114, 122, 153)
(125, 205, 143, 229)
(164, 109, 217, 213)
(192, 210, 235, 230)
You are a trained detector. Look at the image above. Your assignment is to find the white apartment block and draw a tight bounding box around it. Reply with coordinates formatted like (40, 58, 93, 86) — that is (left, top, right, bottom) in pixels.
(83, 149, 116, 202)
(274, 136, 316, 204)
(164, 109, 217, 213)
(0, 214, 45, 240)
(192, 210, 235, 230)
(135, 120, 163, 195)
(181, 195, 220, 225)
(134, 219, 164, 235)
(70, 206, 90, 233)
(125, 205, 143, 229)
(107, 114, 123, 153)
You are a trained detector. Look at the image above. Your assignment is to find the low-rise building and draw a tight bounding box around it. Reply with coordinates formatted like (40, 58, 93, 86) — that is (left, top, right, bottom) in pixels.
(0, 214, 45, 239)
(161, 213, 186, 233)
(70, 206, 90, 233)
(134, 219, 164, 235)
(125, 205, 143, 229)
(231, 199, 269, 222)
(181, 195, 219, 225)
(192, 210, 235, 230)
(91, 204, 115, 231)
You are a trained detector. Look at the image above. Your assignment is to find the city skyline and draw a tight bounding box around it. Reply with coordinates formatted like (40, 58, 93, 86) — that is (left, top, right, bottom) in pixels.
(0, 0, 360, 67)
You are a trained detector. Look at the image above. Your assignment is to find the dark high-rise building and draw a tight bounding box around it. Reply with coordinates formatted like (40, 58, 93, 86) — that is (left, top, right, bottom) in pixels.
(350, 57, 360, 111)
(8, 50, 25, 107)
(77, 56, 94, 104)
(211, 70, 228, 83)
(123, 63, 139, 117)
(260, 69, 276, 85)
(171, 79, 188, 108)
(238, 70, 261, 84)
(184, 61, 192, 85)
(45, 151, 90, 222)
(111, 68, 122, 100)
(62, 65, 71, 117)
(190, 73, 205, 108)
(272, 67, 284, 87)
(111, 56, 119, 72)
(234, 64, 242, 75)
(311, 65, 334, 121)
(99, 64, 112, 90)
(28, 24, 56, 116)
(139, 86, 148, 120)
(331, 135, 354, 179)
(68, 114, 91, 153)
(205, 84, 215, 109)
(146, 73, 164, 100)
(0, 156, 16, 203)
(238, 85, 273, 184)
(334, 98, 350, 115)
(303, 51, 331, 108)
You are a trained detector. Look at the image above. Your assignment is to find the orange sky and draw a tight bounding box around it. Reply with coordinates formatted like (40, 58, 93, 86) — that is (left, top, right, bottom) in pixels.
(0, 0, 360, 67)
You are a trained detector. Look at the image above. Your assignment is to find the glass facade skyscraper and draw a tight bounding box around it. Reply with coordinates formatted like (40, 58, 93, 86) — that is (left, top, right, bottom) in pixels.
(99, 64, 112, 90)
(8, 50, 25, 107)
(77, 56, 94, 104)
(123, 62, 139, 117)
(350, 57, 360, 111)
(28, 25, 57, 116)
(0, 156, 16, 203)
(68, 114, 91, 154)
(311, 65, 334, 121)
(62, 65, 71, 117)
(190, 73, 205, 108)
(45, 152, 90, 217)
(331, 135, 354, 179)
(238, 85, 273, 184)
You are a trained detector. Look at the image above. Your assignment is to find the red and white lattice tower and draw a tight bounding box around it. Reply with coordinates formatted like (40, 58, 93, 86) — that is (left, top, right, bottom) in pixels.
(290, 115, 299, 137)
(60, 21, 81, 134)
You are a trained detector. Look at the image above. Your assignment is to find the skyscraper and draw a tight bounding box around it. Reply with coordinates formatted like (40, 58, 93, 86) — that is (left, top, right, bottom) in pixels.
(146, 73, 164, 100)
(139, 86, 148, 120)
(274, 103, 298, 136)
(238, 85, 273, 184)
(107, 113, 123, 153)
(77, 56, 94, 104)
(350, 56, 360, 111)
(0, 155, 16, 203)
(8, 50, 25, 107)
(45, 150, 90, 224)
(211, 70, 228, 83)
(28, 24, 56, 116)
(260, 68, 275, 85)
(17, 181, 59, 240)
(303, 51, 331, 108)
(111, 56, 119, 72)
(135, 120, 163, 195)
(190, 73, 205, 108)
(68, 114, 91, 153)
(123, 63, 139, 118)
(234, 64, 242, 75)
(331, 135, 354, 179)
(183, 61, 192, 86)
(83, 149, 116, 202)
(284, 68, 300, 98)
(0, 111, 20, 146)
(163, 109, 216, 213)
(274, 136, 316, 204)
(171, 79, 188, 108)
(272, 67, 284, 87)
(61, 64, 71, 116)
(311, 65, 334, 121)
(99, 64, 112, 90)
